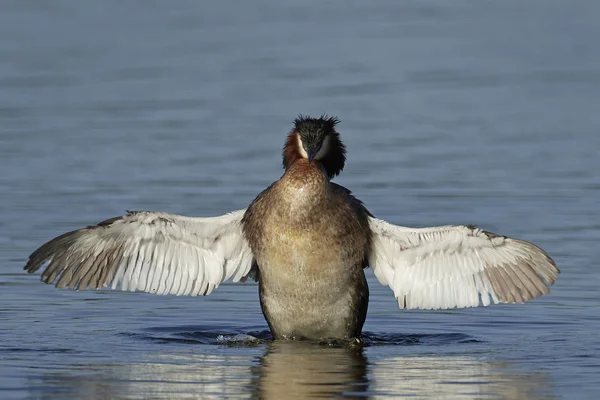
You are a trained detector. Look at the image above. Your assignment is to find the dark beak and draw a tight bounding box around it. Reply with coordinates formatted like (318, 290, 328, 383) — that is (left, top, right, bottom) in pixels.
(306, 146, 321, 164)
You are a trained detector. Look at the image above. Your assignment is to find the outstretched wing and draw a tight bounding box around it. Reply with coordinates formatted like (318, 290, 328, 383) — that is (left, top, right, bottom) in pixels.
(25, 209, 254, 296)
(368, 217, 559, 310)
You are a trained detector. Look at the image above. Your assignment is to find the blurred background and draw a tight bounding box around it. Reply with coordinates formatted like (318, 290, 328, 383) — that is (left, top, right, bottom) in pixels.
(1, 1, 599, 399)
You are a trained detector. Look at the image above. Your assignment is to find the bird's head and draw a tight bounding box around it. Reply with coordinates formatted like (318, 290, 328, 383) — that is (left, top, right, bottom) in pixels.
(283, 115, 346, 178)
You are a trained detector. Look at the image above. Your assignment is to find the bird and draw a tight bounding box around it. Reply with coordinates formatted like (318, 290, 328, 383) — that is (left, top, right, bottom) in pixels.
(24, 115, 559, 341)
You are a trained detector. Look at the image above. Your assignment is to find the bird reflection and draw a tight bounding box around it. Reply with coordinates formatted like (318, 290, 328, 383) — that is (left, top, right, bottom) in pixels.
(258, 342, 368, 398)
(29, 342, 554, 399)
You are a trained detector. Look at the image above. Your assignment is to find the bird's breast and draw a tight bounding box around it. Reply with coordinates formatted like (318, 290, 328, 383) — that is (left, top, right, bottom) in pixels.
(243, 163, 368, 293)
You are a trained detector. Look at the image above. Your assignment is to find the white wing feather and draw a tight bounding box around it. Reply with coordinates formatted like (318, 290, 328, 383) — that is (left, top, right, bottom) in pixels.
(25, 209, 254, 296)
(368, 217, 559, 310)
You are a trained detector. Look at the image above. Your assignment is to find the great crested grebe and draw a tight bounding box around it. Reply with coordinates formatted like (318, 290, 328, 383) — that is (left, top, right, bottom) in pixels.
(25, 115, 559, 341)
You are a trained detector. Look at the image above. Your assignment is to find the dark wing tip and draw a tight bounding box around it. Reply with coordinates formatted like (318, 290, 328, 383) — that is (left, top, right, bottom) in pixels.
(24, 215, 123, 276)
(23, 258, 38, 273)
(24, 229, 81, 274)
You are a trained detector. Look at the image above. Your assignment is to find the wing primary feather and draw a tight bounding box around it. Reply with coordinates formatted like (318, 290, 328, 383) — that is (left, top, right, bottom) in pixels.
(79, 247, 111, 290)
(519, 261, 550, 296)
(504, 263, 535, 301)
(55, 251, 80, 289)
(496, 265, 523, 304)
(485, 266, 514, 303)
(42, 251, 69, 284)
(68, 249, 99, 290)
(99, 243, 124, 289)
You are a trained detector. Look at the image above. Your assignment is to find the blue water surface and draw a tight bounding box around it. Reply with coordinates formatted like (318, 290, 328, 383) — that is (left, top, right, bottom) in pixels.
(1, 1, 599, 399)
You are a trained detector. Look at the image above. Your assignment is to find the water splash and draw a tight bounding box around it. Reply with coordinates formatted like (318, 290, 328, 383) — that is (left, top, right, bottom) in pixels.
(125, 326, 481, 347)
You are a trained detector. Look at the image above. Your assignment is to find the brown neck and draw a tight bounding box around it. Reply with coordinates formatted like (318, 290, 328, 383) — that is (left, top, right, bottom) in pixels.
(282, 131, 303, 172)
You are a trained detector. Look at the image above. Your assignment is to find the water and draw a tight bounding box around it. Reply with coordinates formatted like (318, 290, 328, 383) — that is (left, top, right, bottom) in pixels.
(1, 1, 599, 398)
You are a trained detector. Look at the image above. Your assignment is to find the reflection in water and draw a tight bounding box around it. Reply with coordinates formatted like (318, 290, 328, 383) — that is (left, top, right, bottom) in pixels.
(258, 342, 368, 399)
(29, 341, 553, 399)
(371, 356, 554, 399)
(32, 352, 257, 399)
